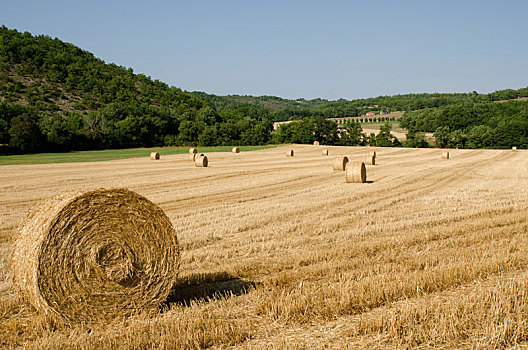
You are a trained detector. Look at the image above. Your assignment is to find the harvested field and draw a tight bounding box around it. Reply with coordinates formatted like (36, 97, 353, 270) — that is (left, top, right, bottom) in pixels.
(1, 145, 528, 349)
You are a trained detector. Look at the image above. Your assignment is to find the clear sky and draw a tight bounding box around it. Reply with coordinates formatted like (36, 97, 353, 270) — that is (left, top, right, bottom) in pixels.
(2, 0, 527, 100)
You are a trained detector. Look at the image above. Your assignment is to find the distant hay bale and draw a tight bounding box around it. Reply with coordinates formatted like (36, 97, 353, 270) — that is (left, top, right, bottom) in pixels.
(322, 149, 329, 156)
(442, 151, 450, 159)
(189, 148, 197, 154)
(232, 147, 240, 153)
(364, 154, 376, 165)
(10, 188, 180, 323)
(345, 162, 367, 183)
(195, 154, 208, 167)
(189, 152, 205, 161)
(512, 146, 517, 151)
(150, 152, 160, 160)
(313, 141, 320, 146)
(286, 150, 294, 157)
(369, 151, 376, 157)
(333, 156, 349, 171)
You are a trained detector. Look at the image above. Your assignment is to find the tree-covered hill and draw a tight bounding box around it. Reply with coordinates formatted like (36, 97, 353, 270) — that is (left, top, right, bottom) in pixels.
(1, 25, 527, 154)
(0, 26, 273, 153)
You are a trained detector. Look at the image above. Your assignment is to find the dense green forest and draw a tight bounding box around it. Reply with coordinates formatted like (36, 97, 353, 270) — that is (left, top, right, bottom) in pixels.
(0, 26, 526, 154)
(400, 100, 528, 148)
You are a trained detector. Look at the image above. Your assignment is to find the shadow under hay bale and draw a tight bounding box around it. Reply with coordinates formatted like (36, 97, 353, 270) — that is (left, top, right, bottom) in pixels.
(11, 188, 180, 323)
(165, 272, 258, 306)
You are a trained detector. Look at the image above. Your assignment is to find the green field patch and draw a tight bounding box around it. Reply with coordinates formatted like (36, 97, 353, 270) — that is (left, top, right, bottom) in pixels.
(0, 145, 276, 166)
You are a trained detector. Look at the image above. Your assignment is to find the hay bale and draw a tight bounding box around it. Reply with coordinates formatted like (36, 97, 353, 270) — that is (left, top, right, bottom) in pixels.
(512, 146, 517, 151)
(195, 154, 208, 167)
(313, 141, 320, 146)
(189, 148, 197, 154)
(189, 152, 204, 161)
(364, 154, 376, 165)
(150, 152, 160, 160)
(345, 162, 367, 183)
(232, 147, 240, 153)
(369, 151, 376, 157)
(441, 151, 450, 159)
(286, 150, 294, 157)
(333, 156, 349, 171)
(322, 149, 329, 156)
(11, 188, 180, 323)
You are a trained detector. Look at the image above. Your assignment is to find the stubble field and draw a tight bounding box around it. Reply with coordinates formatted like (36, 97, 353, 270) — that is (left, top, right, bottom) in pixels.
(1, 145, 528, 349)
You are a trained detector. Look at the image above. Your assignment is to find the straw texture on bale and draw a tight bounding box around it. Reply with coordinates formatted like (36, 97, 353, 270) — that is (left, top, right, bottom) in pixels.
(286, 150, 294, 157)
(195, 154, 208, 167)
(322, 149, 329, 156)
(232, 147, 240, 153)
(364, 154, 376, 165)
(313, 141, 320, 146)
(11, 188, 180, 323)
(345, 162, 367, 183)
(442, 151, 450, 159)
(189, 148, 197, 154)
(333, 156, 349, 171)
(150, 152, 160, 160)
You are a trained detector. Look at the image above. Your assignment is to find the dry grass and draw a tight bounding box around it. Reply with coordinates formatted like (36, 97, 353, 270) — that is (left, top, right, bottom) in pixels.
(1, 146, 528, 349)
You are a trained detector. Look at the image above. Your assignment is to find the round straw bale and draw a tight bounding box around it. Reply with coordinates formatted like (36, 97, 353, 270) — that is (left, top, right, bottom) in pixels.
(364, 154, 376, 165)
(286, 149, 294, 157)
(345, 162, 367, 183)
(232, 147, 240, 153)
(189, 148, 197, 154)
(322, 149, 329, 156)
(313, 141, 320, 146)
(189, 152, 205, 161)
(512, 146, 517, 151)
(441, 151, 450, 159)
(195, 154, 208, 167)
(150, 152, 160, 160)
(333, 156, 349, 171)
(10, 188, 180, 323)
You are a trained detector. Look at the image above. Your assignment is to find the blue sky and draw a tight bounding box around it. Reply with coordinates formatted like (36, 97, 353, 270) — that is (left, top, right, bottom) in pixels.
(2, 0, 527, 100)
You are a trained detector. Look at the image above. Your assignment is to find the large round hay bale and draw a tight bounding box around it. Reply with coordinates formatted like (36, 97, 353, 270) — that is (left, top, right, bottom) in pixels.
(333, 156, 349, 171)
(232, 147, 240, 153)
(364, 154, 376, 165)
(189, 148, 197, 154)
(195, 154, 208, 167)
(441, 151, 450, 159)
(322, 149, 329, 156)
(11, 188, 180, 323)
(150, 152, 160, 160)
(345, 161, 367, 183)
(313, 141, 320, 146)
(286, 150, 294, 157)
